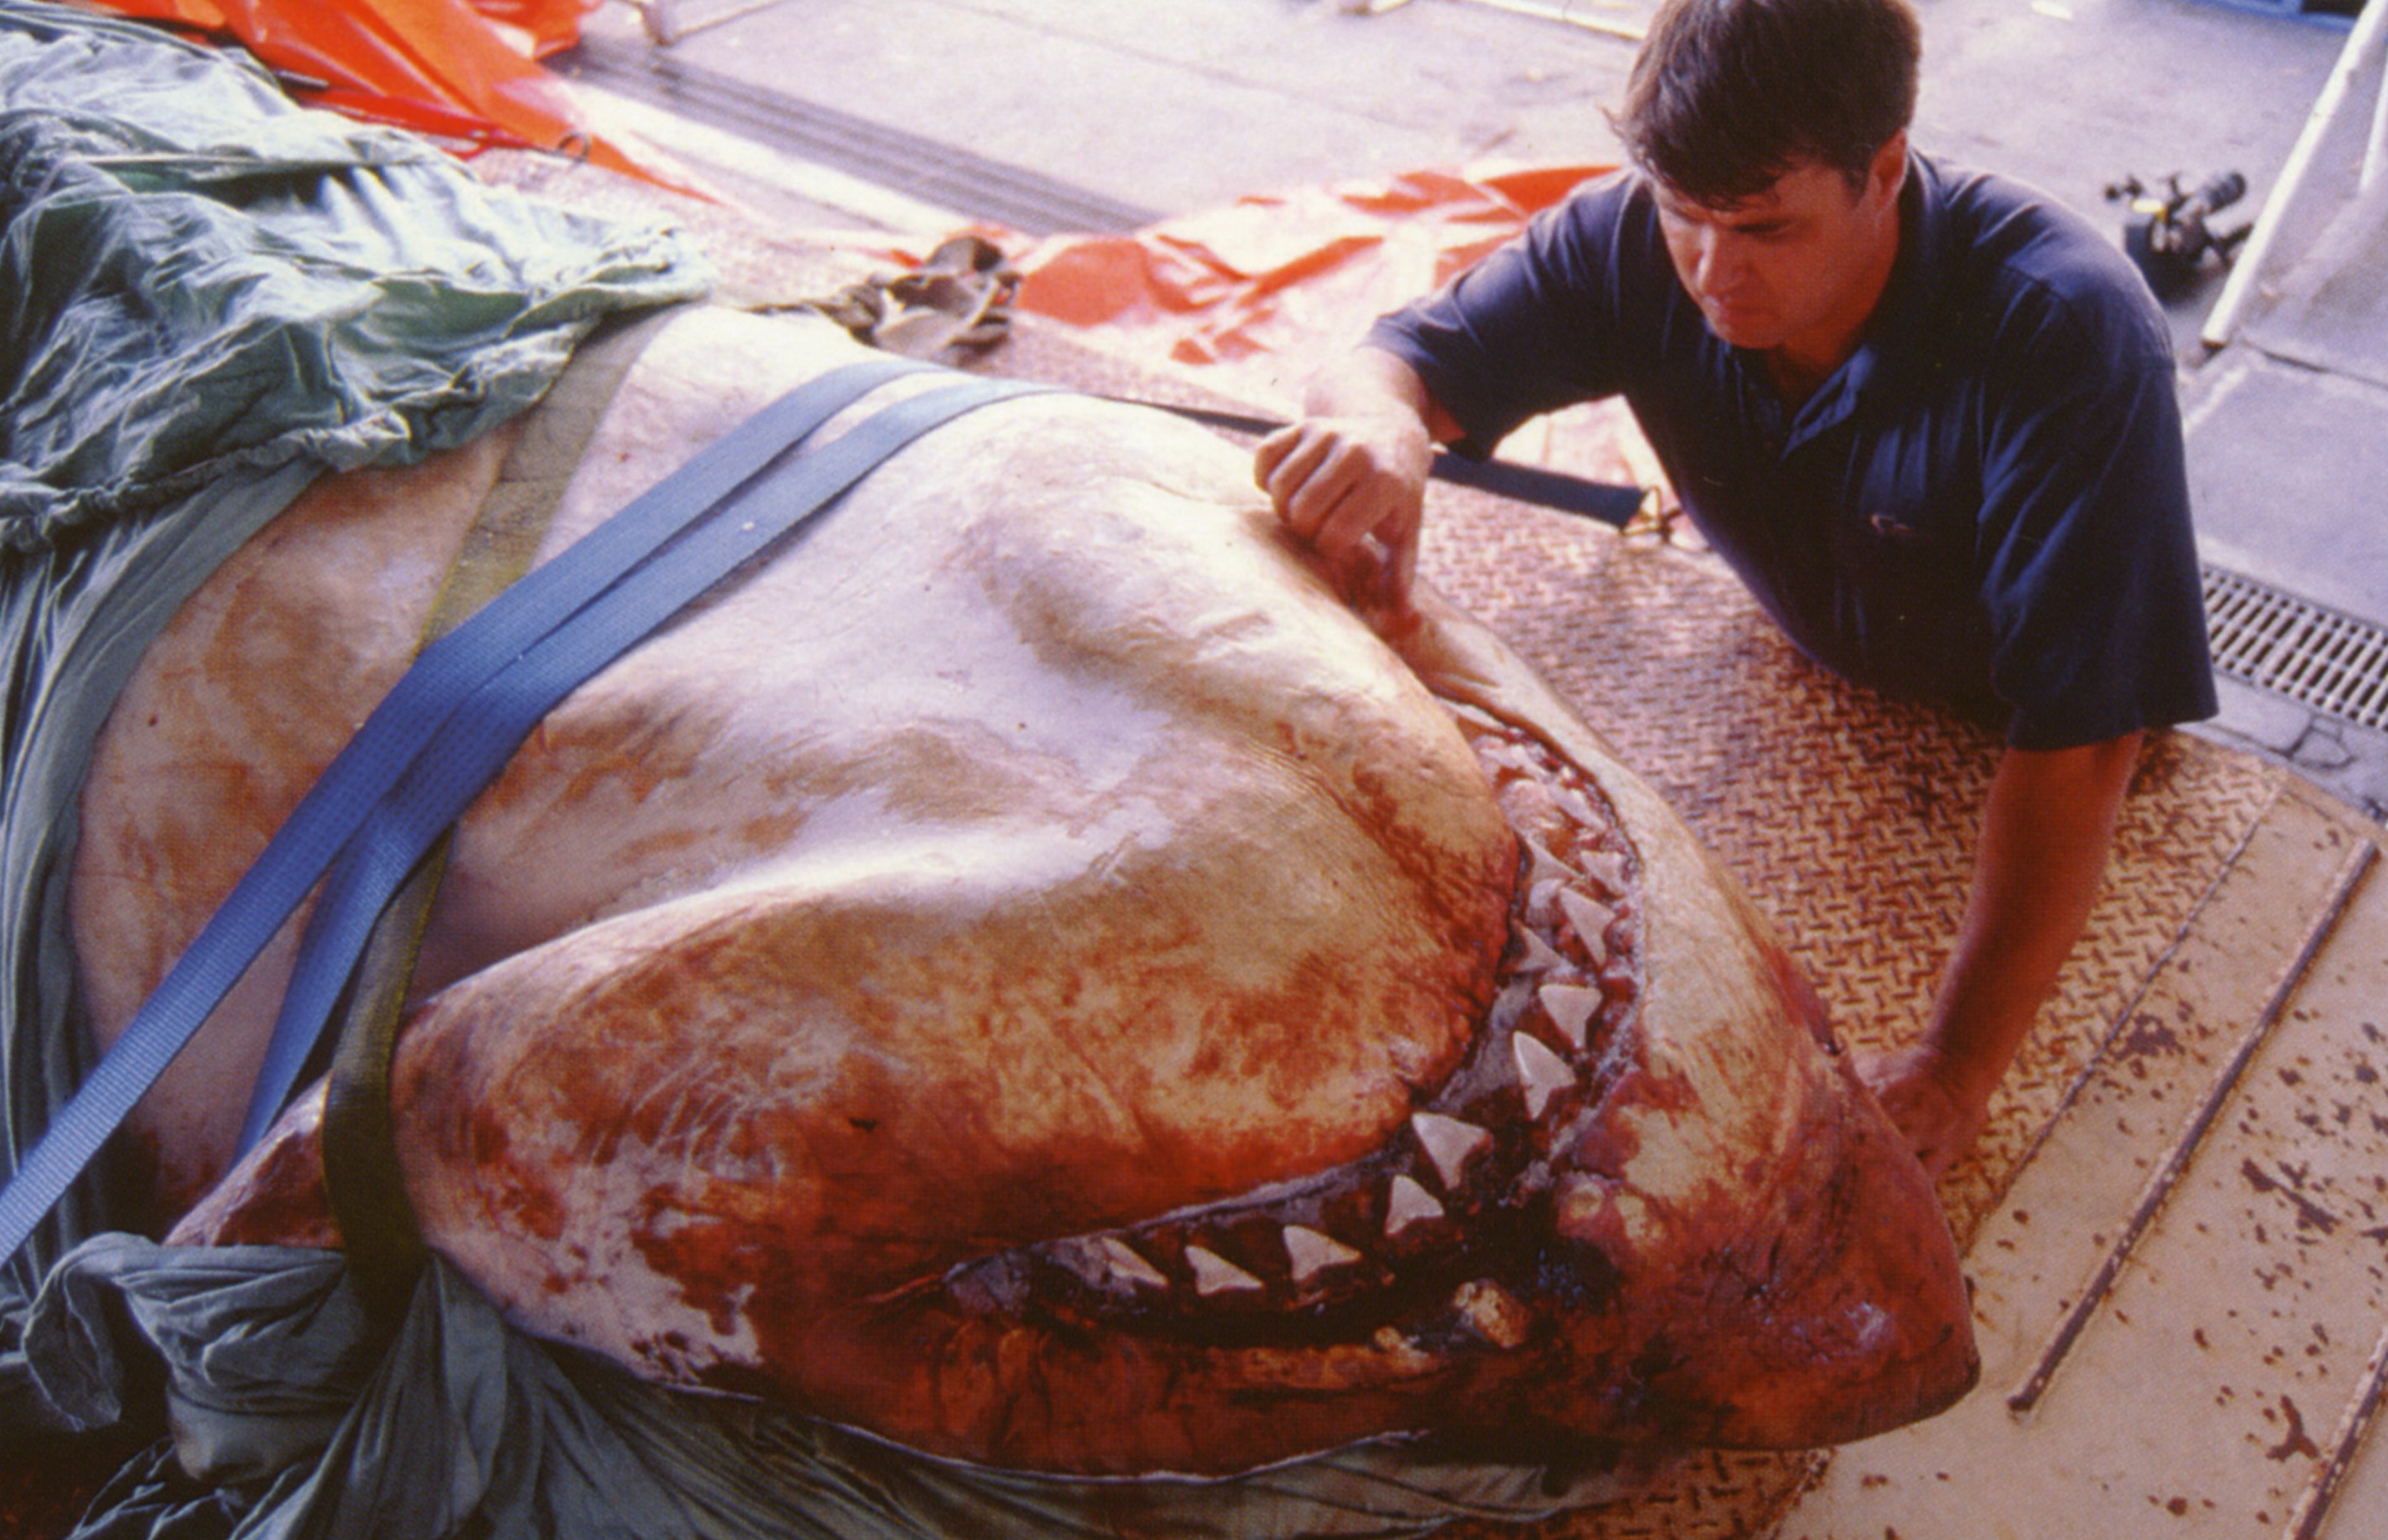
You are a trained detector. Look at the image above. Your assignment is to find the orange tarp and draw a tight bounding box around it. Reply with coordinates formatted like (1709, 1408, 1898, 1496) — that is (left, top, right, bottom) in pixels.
(1004, 163, 1614, 412)
(957, 161, 1655, 497)
(82, 0, 688, 190)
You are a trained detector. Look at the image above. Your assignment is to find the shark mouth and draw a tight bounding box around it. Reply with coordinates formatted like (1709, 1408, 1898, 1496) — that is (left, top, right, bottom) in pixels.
(935, 703, 1643, 1354)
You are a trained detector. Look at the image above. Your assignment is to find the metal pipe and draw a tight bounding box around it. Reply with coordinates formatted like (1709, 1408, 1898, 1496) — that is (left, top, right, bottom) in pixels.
(2365, 14, 2388, 192)
(2286, 1312, 2388, 1540)
(2203, 0, 2388, 348)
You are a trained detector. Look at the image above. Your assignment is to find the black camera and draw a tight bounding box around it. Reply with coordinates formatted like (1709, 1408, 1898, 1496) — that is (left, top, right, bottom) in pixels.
(2104, 171, 2252, 299)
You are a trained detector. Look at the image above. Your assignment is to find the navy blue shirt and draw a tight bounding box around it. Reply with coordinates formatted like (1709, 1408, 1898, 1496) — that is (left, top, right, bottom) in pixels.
(1369, 153, 2218, 750)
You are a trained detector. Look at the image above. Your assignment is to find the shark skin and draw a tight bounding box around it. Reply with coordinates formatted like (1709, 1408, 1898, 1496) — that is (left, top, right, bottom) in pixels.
(87, 307, 1976, 1477)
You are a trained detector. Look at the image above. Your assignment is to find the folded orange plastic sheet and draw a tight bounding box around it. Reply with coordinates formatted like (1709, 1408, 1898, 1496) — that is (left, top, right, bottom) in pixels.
(1008, 163, 1614, 410)
(467, 0, 592, 56)
(80, 0, 686, 190)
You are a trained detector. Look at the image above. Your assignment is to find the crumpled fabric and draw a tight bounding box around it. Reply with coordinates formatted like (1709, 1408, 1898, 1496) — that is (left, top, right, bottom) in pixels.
(0, 9, 1633, 1536)
(25, 1239, 1631, 1540)
(0, 0, 707, 552)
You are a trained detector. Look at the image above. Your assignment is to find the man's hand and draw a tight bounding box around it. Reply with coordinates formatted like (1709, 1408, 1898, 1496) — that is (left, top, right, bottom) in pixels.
(1254, 415, 1431, 612)
(1254, 349, 1457, 618)
(1852, 1042, 1989, 1182)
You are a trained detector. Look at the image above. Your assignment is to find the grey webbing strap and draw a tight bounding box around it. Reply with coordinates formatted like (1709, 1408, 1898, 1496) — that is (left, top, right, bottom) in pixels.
(319, 308, 678, 1313)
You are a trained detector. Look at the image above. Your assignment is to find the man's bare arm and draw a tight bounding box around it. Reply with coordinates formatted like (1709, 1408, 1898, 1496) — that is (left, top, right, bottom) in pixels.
(1856, 731, 2142, 1178)
(1254, 348, 1462, 614)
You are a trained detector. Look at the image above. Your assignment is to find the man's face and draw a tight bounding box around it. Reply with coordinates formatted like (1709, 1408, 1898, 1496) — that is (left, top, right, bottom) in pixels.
(1652, 133, 1908, 373)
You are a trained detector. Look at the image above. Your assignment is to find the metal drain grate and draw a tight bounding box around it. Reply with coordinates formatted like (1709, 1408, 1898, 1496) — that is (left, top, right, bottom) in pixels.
(2204, 567, 2388, 732)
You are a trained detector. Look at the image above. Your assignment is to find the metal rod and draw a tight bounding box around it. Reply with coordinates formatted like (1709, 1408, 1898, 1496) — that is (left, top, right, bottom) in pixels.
(2007, 842, 2379, 1415)
(2365, 9, 2388, 192)
(2285, 1312, 2388, 1540)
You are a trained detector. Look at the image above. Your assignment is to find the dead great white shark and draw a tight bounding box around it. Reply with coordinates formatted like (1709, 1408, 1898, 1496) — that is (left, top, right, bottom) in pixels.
(71, 306, 1977, 1477)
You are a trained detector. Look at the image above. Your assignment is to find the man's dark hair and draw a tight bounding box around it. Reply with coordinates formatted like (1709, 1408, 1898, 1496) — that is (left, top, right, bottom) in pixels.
(1614, 0, 1921, 205)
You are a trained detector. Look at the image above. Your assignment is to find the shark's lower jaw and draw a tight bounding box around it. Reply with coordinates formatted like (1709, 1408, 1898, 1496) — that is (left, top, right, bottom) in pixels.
(935, 703, 1642, 1361)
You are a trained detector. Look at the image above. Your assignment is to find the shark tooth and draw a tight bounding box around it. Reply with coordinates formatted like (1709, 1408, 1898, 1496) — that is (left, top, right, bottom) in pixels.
(1584, 849, 1630, 895)
(1553, 781, 1605, 828)
(1281, 1224, 1363, 1284)
(1558, 888, 1615, 966)
(1512, 1031, 1579, 1119)
(1538, 982, 1602, 1050)
(1385, 1174, 1445, 1236)
(1478, 740, 1539, 775)
(1097, 1237, 1170, 1290)
(1513, 922, 1568, 973)
(1411, 1111, 1492, 1189)
(1184, 1244, 1264, 1297)
(1523, 836, 1578, 888)
(1451, 1278, 1533, 1350)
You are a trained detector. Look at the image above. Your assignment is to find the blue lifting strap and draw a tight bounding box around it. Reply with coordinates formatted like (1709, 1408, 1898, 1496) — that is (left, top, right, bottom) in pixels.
(0, 361, 1042, 1268)
(238, 374, 1054, 1150)
(1142, 401, 1645, 531)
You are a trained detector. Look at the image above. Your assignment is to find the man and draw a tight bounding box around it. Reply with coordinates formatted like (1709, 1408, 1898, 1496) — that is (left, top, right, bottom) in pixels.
(1254, 0, 2216, 1178)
